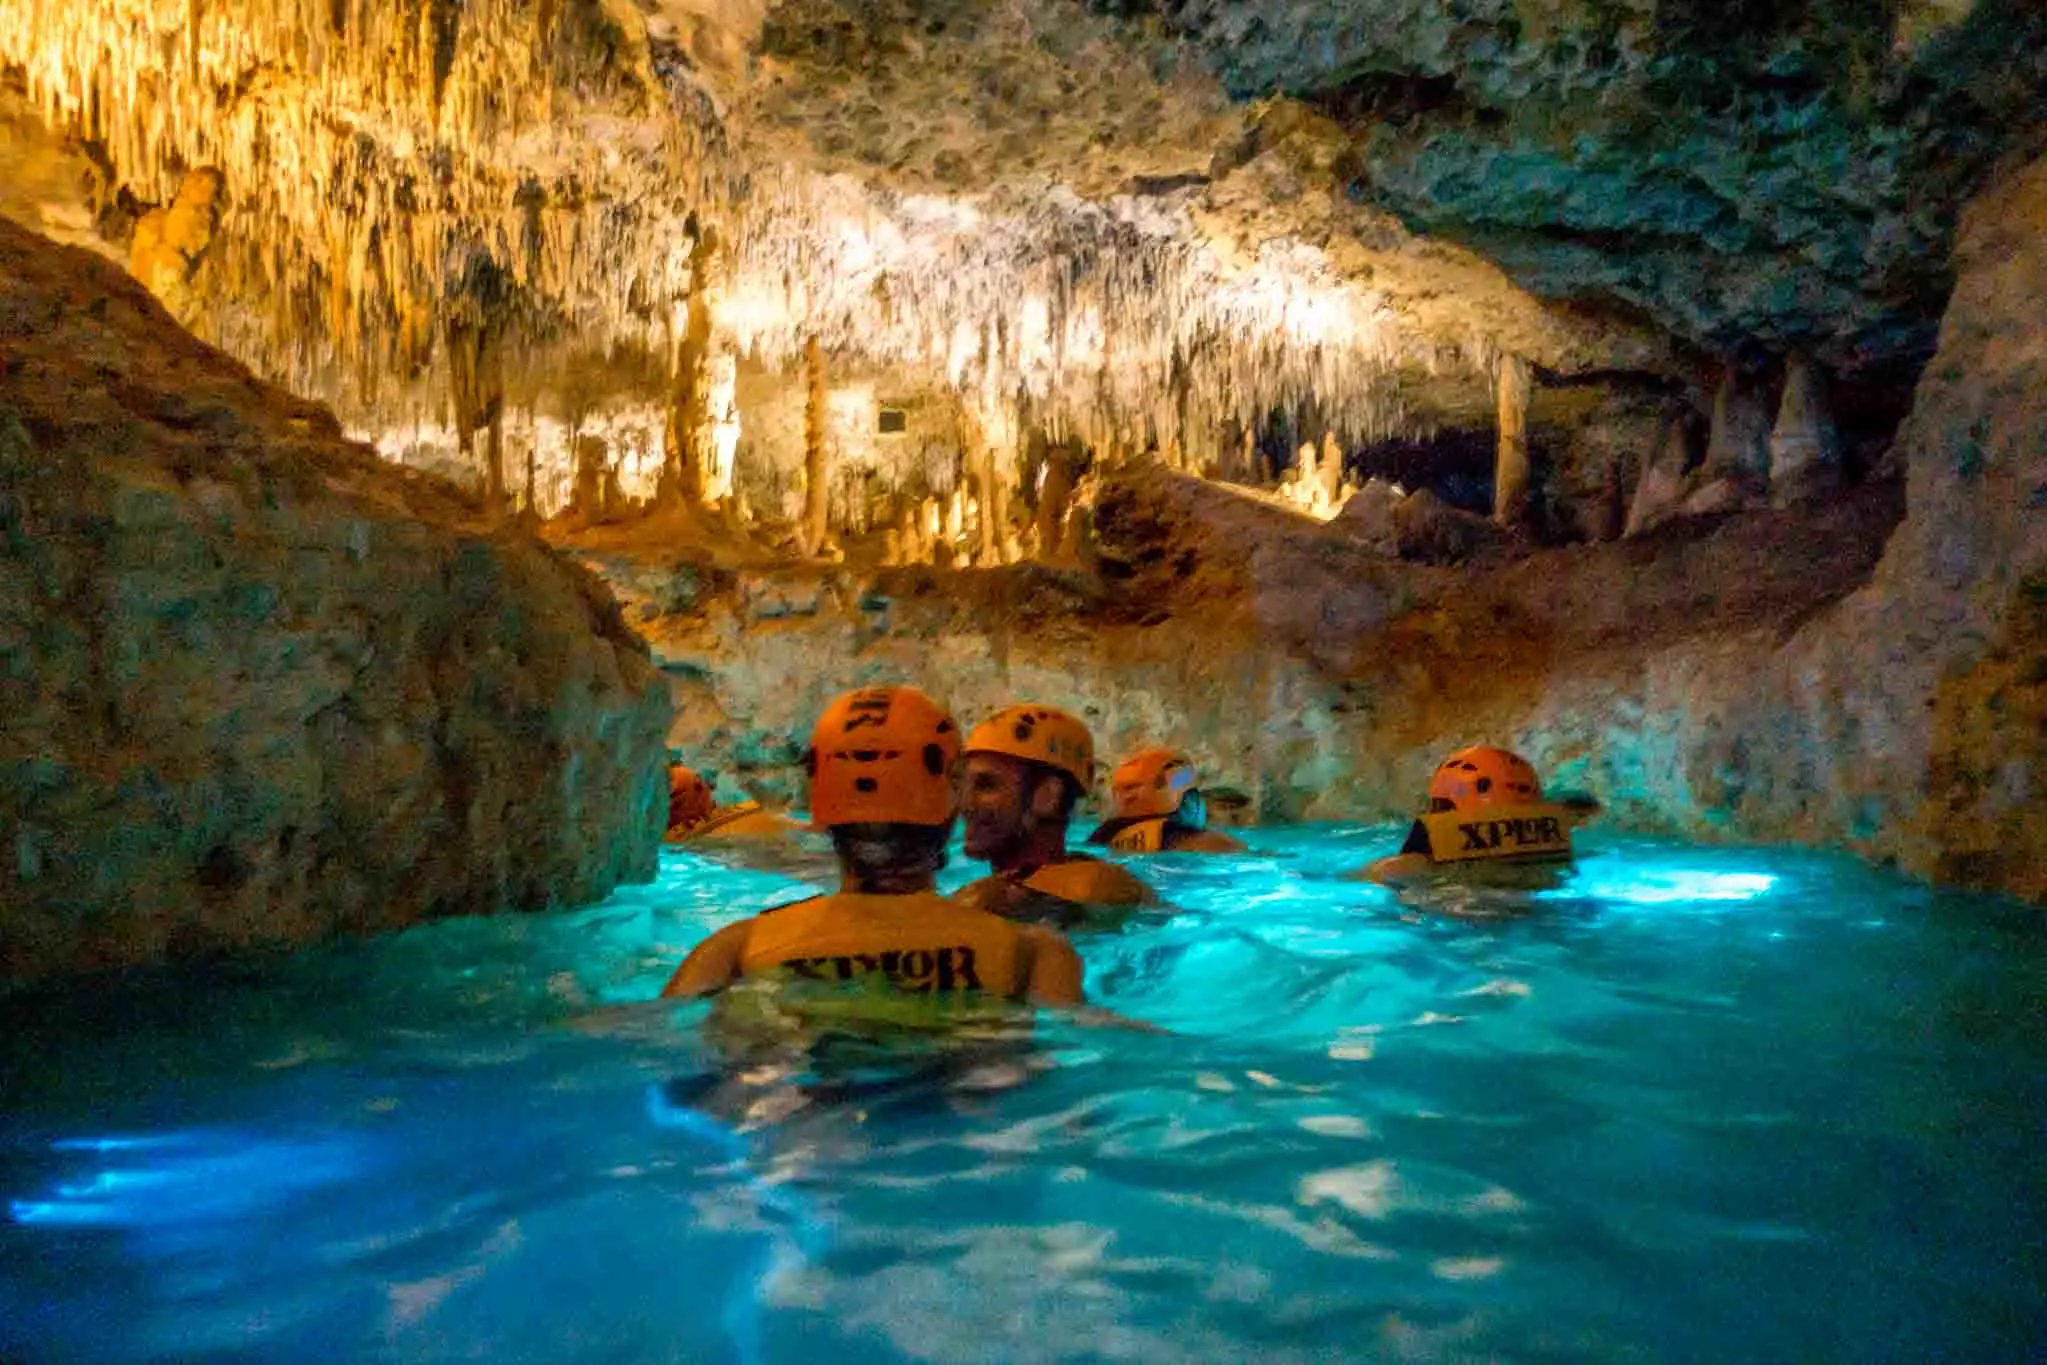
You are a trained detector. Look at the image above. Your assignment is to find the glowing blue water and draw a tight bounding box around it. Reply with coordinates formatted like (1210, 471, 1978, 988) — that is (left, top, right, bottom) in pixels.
(4, 826, 2045, 1364)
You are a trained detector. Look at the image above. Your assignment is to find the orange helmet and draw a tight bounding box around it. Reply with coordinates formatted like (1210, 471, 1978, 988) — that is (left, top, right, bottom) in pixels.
(1427, 745, 1543, 813)
(1111, 748, 1199, 820)
(667, 764, 715, 833)
(806, 685, 961, 828)
(964, 704, 1095, 789)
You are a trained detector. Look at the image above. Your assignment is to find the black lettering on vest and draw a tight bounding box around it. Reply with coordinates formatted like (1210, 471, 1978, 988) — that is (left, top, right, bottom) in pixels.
(939, 946, 982, 991)
(781, 945, 984, 992)
(898, 950, 935, 991)
(1538, 817, 1563, 843)
(1459, 822, 1489, 853)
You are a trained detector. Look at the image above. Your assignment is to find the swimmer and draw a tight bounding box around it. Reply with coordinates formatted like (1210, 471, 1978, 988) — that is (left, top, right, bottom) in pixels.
(1087, 749, 1249, 854)
(951, 704, 1157, 930)
(664, 763, 803, 844)
(1361, 745, 1601, 886)
(660, 686, 1087, 1008)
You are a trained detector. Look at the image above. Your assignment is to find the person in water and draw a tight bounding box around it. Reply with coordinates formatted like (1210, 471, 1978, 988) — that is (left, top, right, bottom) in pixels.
(664, 763, 802, 844)
(660, 686, 1087, 1007)
(1362, 745, 1600, 886)
(950, 704, 1157, 929)
(1087, 749, 1249, 854)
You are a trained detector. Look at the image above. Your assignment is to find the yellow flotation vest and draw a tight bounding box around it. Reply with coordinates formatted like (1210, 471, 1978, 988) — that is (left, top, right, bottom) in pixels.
(1022, 856, 1154, 907)
(737, 892, 1028, 998)
(686, 801, 797, 842)
(1103, 817, 1169, 853)
(1416, 803, 1575, 865)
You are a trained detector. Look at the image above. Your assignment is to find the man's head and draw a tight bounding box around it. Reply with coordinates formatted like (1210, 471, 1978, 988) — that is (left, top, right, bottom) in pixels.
(805, 685, 962, 890)
(1110, 749, 1205, 828)
(667, 764, 715, 834)
(961, 705, 1094, 868)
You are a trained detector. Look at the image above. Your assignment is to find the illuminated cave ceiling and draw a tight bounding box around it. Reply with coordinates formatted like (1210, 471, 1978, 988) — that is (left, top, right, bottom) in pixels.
(1, 0, 2041, 474)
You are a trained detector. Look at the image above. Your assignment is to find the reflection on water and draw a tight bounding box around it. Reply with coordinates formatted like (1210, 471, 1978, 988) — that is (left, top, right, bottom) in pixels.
(4, 826, 2045, 1363)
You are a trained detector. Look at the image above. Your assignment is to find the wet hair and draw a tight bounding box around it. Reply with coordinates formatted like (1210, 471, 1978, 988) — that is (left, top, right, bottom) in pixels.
(829, 821, 951, 886)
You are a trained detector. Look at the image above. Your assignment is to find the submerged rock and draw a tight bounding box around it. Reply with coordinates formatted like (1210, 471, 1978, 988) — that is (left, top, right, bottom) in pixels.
(0, 221, 673, 987)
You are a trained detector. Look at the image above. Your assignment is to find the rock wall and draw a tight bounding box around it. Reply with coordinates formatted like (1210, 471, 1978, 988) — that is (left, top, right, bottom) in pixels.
(610, 152, 2047, 903)
(0, 219, 674, 987)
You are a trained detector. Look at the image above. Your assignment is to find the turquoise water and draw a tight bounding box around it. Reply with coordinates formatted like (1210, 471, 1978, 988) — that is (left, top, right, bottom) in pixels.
(4, 826, 2045, 1363)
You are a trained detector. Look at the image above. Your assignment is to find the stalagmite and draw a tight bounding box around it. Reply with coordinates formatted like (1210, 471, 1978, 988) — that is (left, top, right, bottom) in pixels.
(663, 226, 720, 508)
(1037, 448, 1077, 563)
(1493, 354, 1531, 527)
(706, 353, 740, 504)
(1319, 431, 1344, 509)
(801, 335, 830, 558)
(1769, 353, 1842, 508)
(445, 313, 506, 509)
(572, 433, 606, 521)
(1626, 404, 1703, 538)
(1703, 349, 1776, 497)
(1597, 456, 1626, 542)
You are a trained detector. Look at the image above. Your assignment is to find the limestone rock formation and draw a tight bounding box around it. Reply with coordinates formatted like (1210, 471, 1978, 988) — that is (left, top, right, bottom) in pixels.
(1885, 149, 2047, 898)
(1768, 353, 1843, 508)
(127, 167, 224, 323)
(597, 150, 2047, 904)
(0, 219, 674, 987)
(6, 0, 2036, 531)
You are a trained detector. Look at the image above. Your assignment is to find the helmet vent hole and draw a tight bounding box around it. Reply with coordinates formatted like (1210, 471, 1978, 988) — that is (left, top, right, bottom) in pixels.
(854, 777, 879, 794)
(1476, 777, 1492, 793)
(923, 743, 947, 775)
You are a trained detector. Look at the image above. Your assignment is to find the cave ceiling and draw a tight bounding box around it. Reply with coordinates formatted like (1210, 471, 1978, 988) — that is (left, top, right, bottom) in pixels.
(0, 0, 2040, 450)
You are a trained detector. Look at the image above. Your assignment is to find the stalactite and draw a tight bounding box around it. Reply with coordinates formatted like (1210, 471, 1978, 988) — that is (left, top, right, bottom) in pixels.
(0, 0, 734, 436)
(801, 334, 830, 557)
(1493, 354, 1531, 527)
(0, 0, 1513, 505)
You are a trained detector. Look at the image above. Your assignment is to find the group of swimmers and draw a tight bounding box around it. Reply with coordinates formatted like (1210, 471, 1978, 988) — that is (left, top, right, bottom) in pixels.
(657, 685, 1600, 1013)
